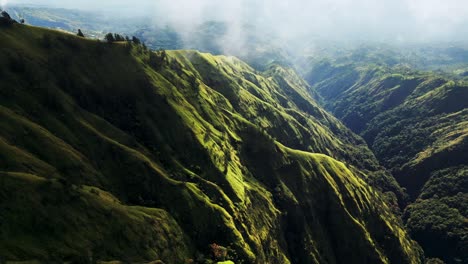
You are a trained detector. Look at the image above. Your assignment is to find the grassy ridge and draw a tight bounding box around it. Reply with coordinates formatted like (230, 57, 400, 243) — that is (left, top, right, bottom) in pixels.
(0, 24, 421, 263)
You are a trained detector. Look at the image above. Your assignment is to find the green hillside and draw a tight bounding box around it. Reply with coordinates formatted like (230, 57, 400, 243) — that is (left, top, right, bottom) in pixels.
(0, 24, 422, 263)
(305, 61, 468, 263)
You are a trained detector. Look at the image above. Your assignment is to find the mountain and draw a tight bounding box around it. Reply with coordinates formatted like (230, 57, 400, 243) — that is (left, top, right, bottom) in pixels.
(304, 60, 468, 263)
(297, 43, 468, 77)
(0, 23, 423, 263)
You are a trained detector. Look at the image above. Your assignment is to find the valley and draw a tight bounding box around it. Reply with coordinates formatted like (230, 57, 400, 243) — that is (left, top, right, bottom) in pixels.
(0, 3, 467, 264)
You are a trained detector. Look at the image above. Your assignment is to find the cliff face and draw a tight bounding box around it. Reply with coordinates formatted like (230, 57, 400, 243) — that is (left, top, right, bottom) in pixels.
(0, 25, 422, 263)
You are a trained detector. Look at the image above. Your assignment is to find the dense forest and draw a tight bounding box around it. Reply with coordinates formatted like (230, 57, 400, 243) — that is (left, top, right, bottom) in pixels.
(305, 58, 467, 263)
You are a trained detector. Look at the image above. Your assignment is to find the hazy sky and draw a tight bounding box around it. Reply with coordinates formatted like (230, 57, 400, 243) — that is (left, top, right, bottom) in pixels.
(4, 0, 468, 44)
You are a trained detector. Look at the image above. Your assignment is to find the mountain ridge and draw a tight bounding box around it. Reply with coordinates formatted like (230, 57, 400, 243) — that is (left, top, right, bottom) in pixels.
(0, 24, 423, 263)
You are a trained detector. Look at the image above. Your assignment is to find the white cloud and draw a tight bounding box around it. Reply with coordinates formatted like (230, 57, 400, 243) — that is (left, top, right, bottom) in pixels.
(8, 0, 468, 43)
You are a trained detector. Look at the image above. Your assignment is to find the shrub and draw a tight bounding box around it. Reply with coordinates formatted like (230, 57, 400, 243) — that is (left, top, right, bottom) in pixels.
(77, 29, 85, 37)
(426, 258, 445, 264)
(209, 243, 228, 261)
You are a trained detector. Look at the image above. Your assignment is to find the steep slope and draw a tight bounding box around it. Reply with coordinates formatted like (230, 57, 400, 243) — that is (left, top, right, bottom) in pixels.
(305, 61, 468, 263)
(171, 50, 403, 199)
(0, 24, 422, 263)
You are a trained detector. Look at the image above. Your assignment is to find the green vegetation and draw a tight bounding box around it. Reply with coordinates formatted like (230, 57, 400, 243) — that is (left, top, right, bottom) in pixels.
(404, 167, 467, 264)
(0, 172, 191, 263)
(305, 59, 468, 263)
(0, 24, 423, 263)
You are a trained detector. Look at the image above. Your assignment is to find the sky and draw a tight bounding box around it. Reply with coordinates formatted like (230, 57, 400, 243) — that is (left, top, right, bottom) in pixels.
(4, 0, 468, 45)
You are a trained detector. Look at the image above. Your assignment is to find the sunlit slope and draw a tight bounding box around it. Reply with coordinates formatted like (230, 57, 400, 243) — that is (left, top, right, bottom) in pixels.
(169, 50, 404, 199)
(0, 24, 421, 263)
(306, 61, 468, 263)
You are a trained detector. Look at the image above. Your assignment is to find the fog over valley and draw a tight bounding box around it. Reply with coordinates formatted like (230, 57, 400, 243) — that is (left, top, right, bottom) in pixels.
(5, 0, 468, 44)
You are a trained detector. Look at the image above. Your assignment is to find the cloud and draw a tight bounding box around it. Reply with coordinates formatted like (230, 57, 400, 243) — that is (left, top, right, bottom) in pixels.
(153, 0, 468, 43)
(8, 0, 468, 46)
(146, 0, 468, 58)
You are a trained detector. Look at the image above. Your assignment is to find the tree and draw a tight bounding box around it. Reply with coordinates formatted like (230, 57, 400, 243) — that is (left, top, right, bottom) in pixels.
(114, 33, 125, 41)
(1, 11, 11, 20)
(132, 36, 141, 45)
(0, 11, 16, 26)
(104, 33, 115, 43)
(159, 49, 167, 61)
(77, 29, 85, 37)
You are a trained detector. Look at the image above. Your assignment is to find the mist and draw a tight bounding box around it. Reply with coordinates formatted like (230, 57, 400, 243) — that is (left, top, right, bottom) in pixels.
(153, 0, 468, 41)
(6, 0, 468, 53)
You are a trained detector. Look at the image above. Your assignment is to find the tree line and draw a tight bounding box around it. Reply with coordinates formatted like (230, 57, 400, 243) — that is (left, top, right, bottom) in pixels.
(103, 32, 142, 45)
(76, 29, 145, 48)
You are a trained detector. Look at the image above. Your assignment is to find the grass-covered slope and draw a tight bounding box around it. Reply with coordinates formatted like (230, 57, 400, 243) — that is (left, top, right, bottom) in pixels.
(0, 24, 422, 263)
(170, 50, 403, 198)
(305, 61, 468, 263)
